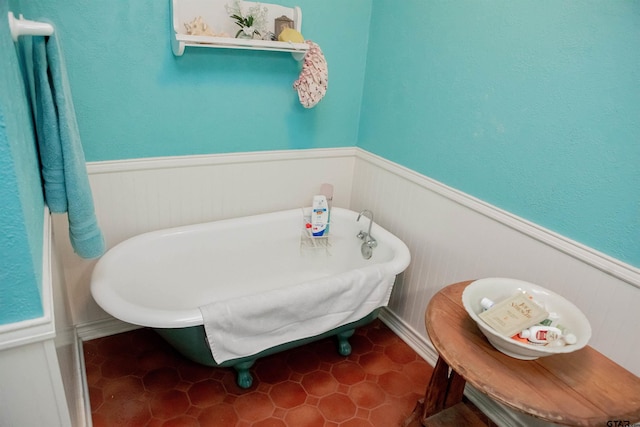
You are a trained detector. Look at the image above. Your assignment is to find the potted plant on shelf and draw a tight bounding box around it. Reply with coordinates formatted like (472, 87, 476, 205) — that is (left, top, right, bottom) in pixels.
(225, 0, 268, 39)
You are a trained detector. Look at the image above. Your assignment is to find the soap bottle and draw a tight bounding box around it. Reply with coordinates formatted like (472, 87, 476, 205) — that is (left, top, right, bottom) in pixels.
(320, 183, 333, 234)
(311, 195, 329, 236)
(480, 297, 495, 311)
(518, 325, 563, 344)
(556, 324, 578, 345)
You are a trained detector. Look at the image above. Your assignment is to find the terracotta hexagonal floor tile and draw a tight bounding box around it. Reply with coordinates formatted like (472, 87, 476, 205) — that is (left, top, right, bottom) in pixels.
(288, 348, 321, 374)
(348, 334, 375, 354)
(301, 370, 339, 396)
(384, 339, 419, 364)
(308, 339, 347, 364)
(96, 334, 133, 358)
(197, 402, 239, 426)
(149, 389, 190, 419)
(84, 360, 103, 386)
(143, 367, 181, 392)
(82, 341, 98, 359)
(187, 379, 226, 407)
(254, 356, 293, 384)
(234, 391, 275, 422)
(270, 380, 307, 409)
(102, 375, 145, 401)
(283, 404, 325, 426)
(88, 385, 104, 411)
(369, 402, 406, 427)
(177, 361, 214, 383)
(401, 359, 432, 393)
(137, 349, 179, 372)
(341, 418, 375, 427)
(349, 381, 386, 409)
(331, 360, 367, 385)
(364, 326, 398, 348)
(100, 355, 138, 378)
(145, 417, 166, 427)
(253, 418, 287, 427)
(318, 393, 357, 422)
(159, 415, 200, 427)
(84, 320, 448, 427)
(358, 352, 393, 376)
(94, 398, 151, 426)
(376, 371, 414, 397)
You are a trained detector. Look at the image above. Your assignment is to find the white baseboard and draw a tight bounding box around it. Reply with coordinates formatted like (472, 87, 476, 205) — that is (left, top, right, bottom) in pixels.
(378, 308, 438, 365)
(75, 317, 140, 342)
(73, 334, 92, 427)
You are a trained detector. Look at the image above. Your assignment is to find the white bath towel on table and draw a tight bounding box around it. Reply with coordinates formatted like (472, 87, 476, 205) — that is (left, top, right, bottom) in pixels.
(199, 267, 395, 364)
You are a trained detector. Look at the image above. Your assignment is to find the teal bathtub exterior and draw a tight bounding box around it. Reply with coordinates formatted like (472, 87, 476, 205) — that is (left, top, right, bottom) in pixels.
(155, 308, 380, 388)
(91, 208, 410, 389)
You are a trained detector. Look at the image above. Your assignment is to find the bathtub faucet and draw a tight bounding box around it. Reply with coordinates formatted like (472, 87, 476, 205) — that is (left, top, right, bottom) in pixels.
(356, 210, 377, 249)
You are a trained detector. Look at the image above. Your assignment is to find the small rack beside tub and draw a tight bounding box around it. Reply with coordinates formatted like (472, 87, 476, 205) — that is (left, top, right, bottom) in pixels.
(170, 0, 308, 60)
(300, 208, 331, 255)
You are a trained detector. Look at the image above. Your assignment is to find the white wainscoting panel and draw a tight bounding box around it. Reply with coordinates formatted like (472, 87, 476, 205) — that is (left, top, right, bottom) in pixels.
(56, 146, 640, 375)
(351, 149, 640, 377)
(0, 209, 72, 427)
(54, 148, 357, 326)
(52, 226, 87, 427)
(53, 148, 640, 426)
(54, 147, 640, 426)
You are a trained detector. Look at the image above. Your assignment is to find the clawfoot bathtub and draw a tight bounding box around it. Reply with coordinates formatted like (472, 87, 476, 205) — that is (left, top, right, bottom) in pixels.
(91, 207, 410, 388)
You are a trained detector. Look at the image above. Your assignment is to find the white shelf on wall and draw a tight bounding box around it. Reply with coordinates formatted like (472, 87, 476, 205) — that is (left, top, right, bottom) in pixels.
(171, 0, 308, 60)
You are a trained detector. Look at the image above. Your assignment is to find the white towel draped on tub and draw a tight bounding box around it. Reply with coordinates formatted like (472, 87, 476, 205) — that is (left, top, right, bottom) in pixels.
(199, 267, 395, 364)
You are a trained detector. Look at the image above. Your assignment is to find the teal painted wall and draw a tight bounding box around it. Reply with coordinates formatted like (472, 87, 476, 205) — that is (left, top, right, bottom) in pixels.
(2, 0, 639, 325)
(0, 0, 371, 325)
(0, 0, 45, 324)
(21, 0, 372, 161)
(360, 1, 640, 267)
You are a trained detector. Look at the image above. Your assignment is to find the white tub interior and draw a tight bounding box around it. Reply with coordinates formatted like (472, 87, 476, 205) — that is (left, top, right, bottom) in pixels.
(91, 207, 410, 328)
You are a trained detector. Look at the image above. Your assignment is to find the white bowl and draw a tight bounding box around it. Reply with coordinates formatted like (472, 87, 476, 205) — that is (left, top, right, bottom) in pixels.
(462, 278, 592, 360)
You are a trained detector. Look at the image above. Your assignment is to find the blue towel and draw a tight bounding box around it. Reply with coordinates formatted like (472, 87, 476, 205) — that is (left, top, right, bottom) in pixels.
(31, 35, 105, 259)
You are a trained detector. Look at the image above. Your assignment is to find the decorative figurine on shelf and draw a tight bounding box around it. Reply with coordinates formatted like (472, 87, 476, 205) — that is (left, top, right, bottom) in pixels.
(274, 15, 294, 39)
(262, 31, 276, 41)
(278, 27, 304, 43)
(225, 0, 269, 39)
(184, 16, 228, 37)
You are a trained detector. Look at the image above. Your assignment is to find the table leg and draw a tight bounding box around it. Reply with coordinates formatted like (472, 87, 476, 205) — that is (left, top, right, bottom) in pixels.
(423, 356, 454, 417)
(443, 366, 466, 408)
(403, 356, 467, 426)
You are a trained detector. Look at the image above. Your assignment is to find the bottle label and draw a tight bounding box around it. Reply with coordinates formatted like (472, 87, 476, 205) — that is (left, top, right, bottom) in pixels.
(535, 330, 559, 341)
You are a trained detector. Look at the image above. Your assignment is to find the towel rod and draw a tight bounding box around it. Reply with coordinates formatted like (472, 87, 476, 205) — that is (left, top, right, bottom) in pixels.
(7, 11, 54, 42)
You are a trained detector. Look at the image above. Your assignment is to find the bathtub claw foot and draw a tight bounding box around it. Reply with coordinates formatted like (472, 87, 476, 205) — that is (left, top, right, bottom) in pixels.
(233, 360, 255, 389)
(336, 329, 355, 356)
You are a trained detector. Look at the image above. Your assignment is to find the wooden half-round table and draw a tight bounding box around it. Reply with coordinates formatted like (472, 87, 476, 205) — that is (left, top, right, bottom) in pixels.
(404, 280, 640, 427)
